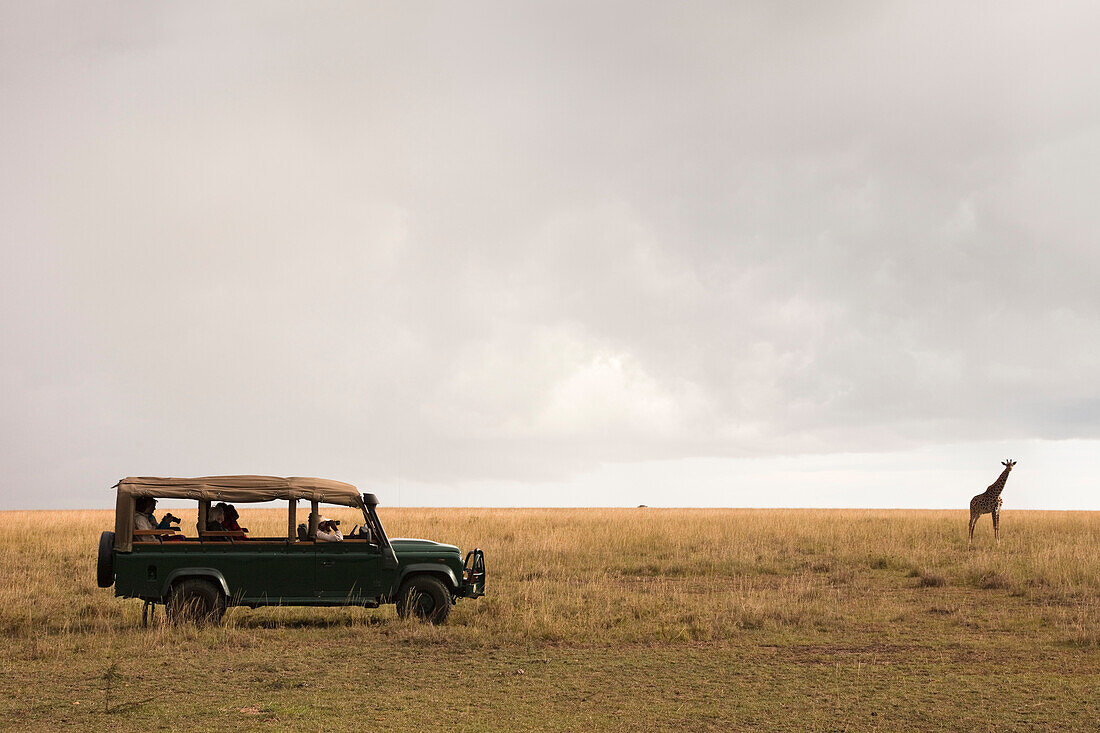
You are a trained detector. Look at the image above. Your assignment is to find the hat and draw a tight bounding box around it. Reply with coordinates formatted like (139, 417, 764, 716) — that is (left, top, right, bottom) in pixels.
(318, 516, 339, 526)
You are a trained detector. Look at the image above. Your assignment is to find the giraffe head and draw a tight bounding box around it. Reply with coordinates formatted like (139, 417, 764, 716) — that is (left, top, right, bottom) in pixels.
(1002, 459, 1016, 470)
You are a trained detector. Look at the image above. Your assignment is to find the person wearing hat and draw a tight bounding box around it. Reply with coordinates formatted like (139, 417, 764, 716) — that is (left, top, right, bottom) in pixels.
(316, 516, 343, 543)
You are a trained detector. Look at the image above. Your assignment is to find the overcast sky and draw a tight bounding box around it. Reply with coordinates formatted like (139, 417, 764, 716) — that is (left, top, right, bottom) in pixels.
(2, 2, 1098, 510)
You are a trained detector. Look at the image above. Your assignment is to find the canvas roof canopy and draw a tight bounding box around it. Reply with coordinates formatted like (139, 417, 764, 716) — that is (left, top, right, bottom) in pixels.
(113, 476, 366, 551)
(116, 475, 364, 507)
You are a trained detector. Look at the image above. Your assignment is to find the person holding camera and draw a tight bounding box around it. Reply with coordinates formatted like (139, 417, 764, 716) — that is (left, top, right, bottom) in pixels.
(316, 516, 343, 543)
(134, 497, 182, 539)
(134, 497, 178, 529)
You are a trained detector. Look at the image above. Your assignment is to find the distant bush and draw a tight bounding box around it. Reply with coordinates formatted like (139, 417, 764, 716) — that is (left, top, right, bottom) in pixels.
(912, 569, 947, 588)
(968, 569, 1012, 590)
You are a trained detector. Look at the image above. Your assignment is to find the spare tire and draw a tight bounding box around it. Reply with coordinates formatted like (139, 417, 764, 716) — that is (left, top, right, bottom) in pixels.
(97, 531, 115, 588)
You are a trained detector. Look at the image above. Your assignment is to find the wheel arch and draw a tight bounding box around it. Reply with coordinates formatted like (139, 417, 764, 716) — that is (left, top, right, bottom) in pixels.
(161, 568, 230, 601)
(395, 564, 459, 596)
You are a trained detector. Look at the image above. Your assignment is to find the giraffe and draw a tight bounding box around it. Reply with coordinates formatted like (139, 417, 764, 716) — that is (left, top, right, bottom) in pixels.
(968, 459, 1016, 548)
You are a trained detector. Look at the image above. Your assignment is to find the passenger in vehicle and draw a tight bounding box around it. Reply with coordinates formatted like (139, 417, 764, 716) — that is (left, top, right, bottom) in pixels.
(134, 497, 158, 531)
(206, 504, 227, 531)
(315, 517, 343, 543)
(221, 504, 248, 535)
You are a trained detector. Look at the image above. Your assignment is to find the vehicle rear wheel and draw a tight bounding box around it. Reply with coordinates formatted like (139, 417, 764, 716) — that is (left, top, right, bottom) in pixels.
(96, 531, 115, 588)
(395, 576, 451, 624)
(166, 578, 226, 626)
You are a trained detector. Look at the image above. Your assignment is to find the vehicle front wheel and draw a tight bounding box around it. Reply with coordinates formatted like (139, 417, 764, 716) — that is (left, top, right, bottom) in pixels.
(166, 578, 226, 626)
(395, 576, 451, 624)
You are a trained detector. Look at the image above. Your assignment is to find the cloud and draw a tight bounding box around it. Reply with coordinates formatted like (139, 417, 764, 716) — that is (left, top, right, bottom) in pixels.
(1, 2, 1099, 505)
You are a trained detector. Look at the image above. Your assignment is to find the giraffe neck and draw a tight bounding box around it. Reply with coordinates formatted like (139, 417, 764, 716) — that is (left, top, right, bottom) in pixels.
(986, 466, 1012, 496)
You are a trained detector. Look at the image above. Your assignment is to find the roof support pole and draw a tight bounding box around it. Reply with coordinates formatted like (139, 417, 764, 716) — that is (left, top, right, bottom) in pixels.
(114, 492, 135, 551)
(287, 500, 297, 542)
(198, 500, 209, 536)
(309, 500, 320, 537)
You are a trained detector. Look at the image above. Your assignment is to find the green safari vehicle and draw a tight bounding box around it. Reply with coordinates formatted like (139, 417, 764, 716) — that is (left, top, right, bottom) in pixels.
(96, 476, 485, 624)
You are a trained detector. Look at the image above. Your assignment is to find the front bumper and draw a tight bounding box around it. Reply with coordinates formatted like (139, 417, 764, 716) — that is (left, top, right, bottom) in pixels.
(459, 548, 486, 598)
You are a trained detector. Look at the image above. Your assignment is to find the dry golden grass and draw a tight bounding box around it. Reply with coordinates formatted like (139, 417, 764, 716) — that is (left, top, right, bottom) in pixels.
(2, 507, 1099, 643)
(2, 507, 1099, 730)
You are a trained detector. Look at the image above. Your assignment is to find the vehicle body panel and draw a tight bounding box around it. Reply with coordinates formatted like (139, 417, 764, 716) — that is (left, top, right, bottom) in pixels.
(115, 541, 403, 605)
(389, 538, 464, 594)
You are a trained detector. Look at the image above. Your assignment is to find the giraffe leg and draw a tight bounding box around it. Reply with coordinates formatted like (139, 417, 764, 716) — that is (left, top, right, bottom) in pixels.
(968, 513, 978, 548)
(992, 510, 1000, 544)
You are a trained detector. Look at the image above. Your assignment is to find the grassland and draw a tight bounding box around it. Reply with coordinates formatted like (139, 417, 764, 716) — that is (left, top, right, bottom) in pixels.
(1, 507, 1098, 731)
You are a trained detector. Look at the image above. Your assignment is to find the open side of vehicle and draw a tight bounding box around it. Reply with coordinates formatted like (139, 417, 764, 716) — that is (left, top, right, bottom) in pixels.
(97, 475, 485, 625)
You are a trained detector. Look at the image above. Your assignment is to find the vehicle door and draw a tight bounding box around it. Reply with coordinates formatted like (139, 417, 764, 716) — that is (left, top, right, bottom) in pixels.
(315, 540, 384, 602)
(218, 541, 316, 604)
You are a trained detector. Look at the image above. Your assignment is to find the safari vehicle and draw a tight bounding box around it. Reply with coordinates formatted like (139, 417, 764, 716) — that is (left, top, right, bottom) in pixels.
(96, 476, 485, 624)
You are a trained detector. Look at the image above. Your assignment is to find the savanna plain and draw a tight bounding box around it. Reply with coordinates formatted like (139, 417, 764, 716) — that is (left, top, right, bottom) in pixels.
(1, 507, 1098, 731)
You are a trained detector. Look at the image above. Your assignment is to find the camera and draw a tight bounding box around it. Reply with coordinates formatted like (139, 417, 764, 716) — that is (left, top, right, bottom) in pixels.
(156, 512, 182, 531)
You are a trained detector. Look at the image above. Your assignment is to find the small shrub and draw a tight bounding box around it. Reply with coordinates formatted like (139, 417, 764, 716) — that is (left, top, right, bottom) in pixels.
(968, 569, 1011, 590)
(1061, 629, 1100, 648)
(915, 570, 947, 588)
(869, 555, 902, 570)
